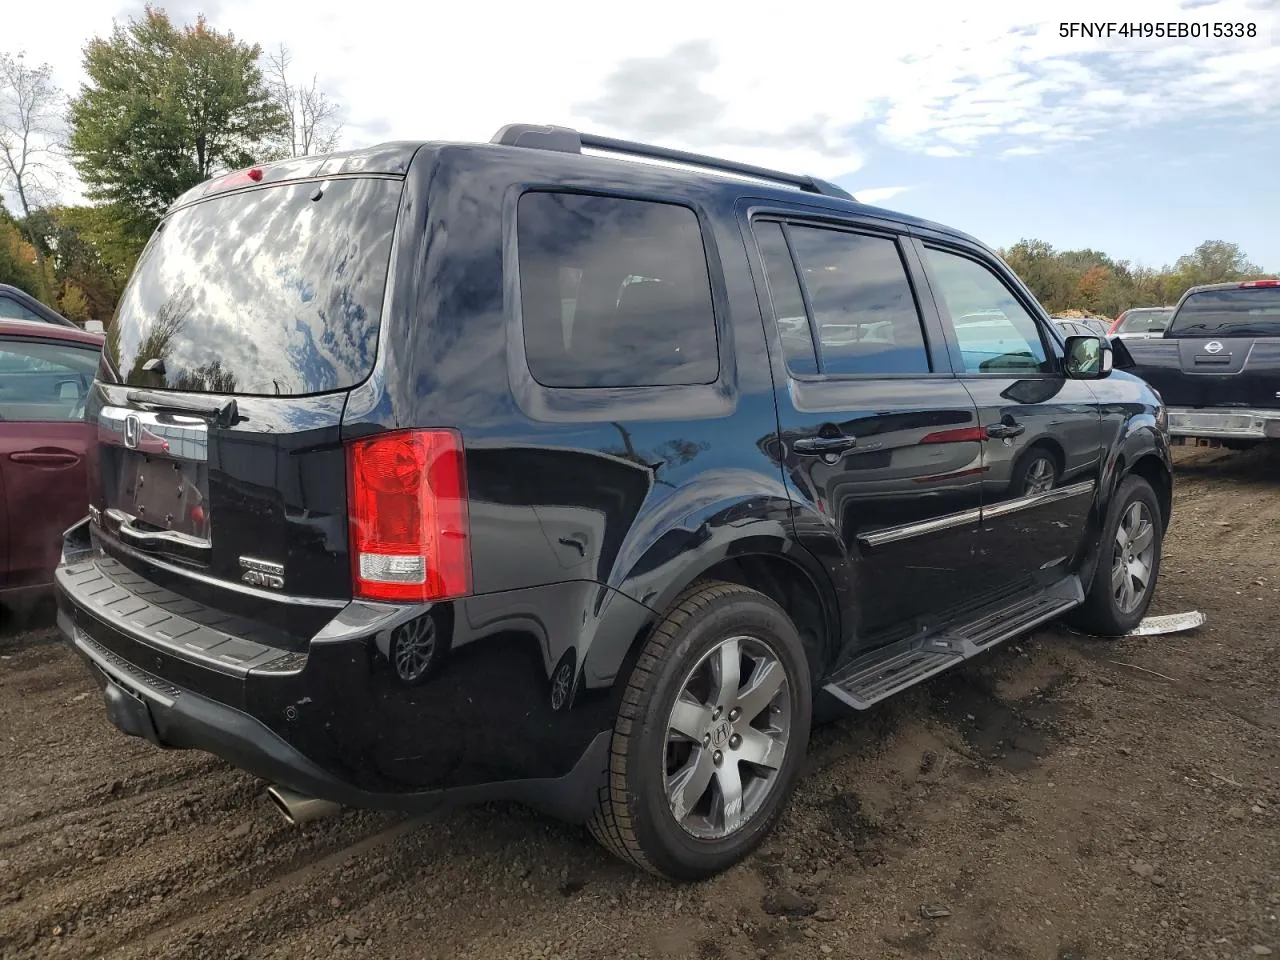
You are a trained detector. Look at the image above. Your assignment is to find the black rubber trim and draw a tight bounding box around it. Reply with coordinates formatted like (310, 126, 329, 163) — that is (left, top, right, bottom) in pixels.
(59, 611, 609, 824)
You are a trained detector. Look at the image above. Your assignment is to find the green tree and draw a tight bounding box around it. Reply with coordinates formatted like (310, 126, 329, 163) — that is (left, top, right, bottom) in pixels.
(1172, 240, 1264, 288)
(67, 6, 286, 239)
(999, 238, 1274, 318)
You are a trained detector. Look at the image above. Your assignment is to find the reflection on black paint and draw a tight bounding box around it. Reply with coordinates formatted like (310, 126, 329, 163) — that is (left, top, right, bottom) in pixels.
(108, 177, 402, 396)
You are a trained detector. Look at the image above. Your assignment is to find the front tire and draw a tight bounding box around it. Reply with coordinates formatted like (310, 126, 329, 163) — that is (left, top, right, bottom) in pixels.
(1070, 474, 1163, 636)
(588, 581, 812, 881)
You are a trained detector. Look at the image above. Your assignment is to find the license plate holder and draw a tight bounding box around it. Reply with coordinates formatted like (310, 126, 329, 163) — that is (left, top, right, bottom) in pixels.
(120, 452, 209, 538)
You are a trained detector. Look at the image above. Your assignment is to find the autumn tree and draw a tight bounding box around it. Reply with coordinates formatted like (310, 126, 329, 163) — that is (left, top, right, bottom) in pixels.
(0, 201, 44, 292)
(999, 238, 1275, 318)
(1172, 240, 1264, 288)
(264, 44, 342, 158)
(67, 6, 286, 242)
(0, 51, 63, 299)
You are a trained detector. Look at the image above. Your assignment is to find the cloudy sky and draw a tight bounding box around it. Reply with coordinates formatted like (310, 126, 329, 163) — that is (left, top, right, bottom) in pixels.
(8, 0, 1280, 270)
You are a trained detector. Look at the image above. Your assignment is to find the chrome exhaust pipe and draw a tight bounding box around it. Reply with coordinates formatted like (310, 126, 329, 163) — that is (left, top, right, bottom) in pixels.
(266, 785, 342, 825)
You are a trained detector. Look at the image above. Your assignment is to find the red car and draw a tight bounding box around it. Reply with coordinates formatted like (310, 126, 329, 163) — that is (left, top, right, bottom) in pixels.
(0, 318, 104, 612)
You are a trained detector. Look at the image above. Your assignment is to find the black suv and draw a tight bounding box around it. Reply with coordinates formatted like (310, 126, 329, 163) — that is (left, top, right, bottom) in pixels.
(55, 125, 1172, 881)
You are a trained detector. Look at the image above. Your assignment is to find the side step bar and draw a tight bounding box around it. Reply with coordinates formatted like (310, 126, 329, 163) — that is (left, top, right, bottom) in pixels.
(822, 576, 1084, 711)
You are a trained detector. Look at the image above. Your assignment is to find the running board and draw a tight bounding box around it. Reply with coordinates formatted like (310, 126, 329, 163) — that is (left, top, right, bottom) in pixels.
(822, 576, 1084, 711)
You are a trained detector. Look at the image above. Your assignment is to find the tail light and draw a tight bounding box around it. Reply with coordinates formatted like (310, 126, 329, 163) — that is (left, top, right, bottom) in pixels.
(346, 429, 470, 603)
(1239, 279, 1280, 288)
(202, 166, 264, 196)
(1107, 314, 1124, 335)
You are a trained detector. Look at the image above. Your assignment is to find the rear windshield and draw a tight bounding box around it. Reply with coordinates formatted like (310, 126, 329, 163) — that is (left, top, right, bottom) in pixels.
(1167, 287, 1280, 338)
(1117, 308, 1172, 333)
(106, 177, 402, 395)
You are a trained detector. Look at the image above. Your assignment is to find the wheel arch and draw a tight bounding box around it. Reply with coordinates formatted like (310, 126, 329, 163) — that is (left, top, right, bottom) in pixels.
(591, 534, 843, 697)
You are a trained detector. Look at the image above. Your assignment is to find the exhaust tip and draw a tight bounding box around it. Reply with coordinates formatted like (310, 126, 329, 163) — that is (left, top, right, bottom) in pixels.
(266, 785, 341, 826)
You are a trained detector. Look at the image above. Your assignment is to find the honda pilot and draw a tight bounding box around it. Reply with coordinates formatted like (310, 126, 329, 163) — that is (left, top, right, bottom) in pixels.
(55, 124, 1173, 881)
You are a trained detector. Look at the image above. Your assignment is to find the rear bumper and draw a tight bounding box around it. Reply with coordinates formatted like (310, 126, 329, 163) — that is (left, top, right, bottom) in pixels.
(1166, 407, 1280, 440)
(53, 543, 613, 823)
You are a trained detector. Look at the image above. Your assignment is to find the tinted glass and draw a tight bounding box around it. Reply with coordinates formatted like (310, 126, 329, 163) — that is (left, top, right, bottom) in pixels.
(754, 221, 817, 375)
(0, 339, 99, 421)
(107, 177, 401, 396)
(1117, 308, 1172, 333)
(785, 226, 929, 375)
(0, 295, 42, 322)
(517, 192, 719, 388)
(1167, 287, 1280, 337)
(925, 247, 1053, 375)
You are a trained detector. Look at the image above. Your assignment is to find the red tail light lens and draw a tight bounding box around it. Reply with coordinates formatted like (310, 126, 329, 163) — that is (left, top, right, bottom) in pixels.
(1240, 279, 1279, 288)
(346, 429, 470, 602)
(202, 166, 265, 195)
(1107, 315, 1123, 334)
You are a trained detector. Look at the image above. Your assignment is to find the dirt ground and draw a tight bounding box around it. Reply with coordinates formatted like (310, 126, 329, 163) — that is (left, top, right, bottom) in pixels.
(2, 445, 1277, 960)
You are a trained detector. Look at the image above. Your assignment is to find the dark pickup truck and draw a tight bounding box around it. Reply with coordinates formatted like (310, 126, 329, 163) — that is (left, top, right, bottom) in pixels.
(1124, 279, 1280, 447)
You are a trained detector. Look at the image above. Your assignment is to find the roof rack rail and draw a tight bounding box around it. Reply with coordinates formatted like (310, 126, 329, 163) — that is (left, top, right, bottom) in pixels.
(490, 123, 856, 202)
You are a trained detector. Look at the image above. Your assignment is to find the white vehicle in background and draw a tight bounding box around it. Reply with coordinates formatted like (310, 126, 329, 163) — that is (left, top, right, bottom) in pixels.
(1108, 306, 1175, 340)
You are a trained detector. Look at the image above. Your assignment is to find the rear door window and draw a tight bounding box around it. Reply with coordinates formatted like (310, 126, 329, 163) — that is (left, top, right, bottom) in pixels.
(753, 222, 818, 375)
(107, 177, 402, 396)
(516, 191, 719, 388)
(774, 224, 931, 376)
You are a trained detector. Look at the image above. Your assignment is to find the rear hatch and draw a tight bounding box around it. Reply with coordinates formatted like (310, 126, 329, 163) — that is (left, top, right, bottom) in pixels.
(90, 172, 404, 644)
(1125, 283, 1280, 409)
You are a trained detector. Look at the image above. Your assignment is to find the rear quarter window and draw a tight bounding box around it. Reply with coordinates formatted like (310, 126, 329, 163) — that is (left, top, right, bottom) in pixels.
(516, 191, 719, 388)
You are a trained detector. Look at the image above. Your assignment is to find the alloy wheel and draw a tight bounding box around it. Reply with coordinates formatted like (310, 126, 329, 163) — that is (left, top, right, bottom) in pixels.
(663, 635, 792, 840)
(1112, 500, 1156, 614)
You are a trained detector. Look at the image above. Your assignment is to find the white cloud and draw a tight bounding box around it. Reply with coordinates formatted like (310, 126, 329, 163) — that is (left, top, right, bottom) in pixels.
(853, 185, 914, 205)
(3, 0, 1278, 208)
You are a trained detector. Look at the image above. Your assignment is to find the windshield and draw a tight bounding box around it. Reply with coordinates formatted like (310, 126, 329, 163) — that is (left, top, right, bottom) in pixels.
(1167, 287, 1280, 338)
(1117, 308, 1173, 333)
(106, 177, 402, 395)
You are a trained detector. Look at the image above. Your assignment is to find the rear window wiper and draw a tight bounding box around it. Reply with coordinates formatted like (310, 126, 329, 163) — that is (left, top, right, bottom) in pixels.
(125, 389, 239, 427)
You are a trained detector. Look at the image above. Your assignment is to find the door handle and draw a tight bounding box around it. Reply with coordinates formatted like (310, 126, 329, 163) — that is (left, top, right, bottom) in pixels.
(792, 435, 858, 455)
(985, 421, 1025, 439)
(9, 451, 80, 466)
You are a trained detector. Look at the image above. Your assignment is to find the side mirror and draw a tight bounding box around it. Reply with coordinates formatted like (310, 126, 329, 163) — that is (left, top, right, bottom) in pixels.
(1064, 335, 1113, 379)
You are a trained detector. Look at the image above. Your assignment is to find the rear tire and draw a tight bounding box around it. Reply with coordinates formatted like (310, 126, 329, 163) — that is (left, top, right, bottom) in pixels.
(1068, 474, 1163, 637)
(587, 581, 811, 881)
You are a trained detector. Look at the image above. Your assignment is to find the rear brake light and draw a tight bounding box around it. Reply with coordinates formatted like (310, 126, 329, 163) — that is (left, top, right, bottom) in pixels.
(346, 429, 470, 603)
(203, 166, 265, 195)
(1239, 279, 1279, 288)
(1107, 316, 1123, 334)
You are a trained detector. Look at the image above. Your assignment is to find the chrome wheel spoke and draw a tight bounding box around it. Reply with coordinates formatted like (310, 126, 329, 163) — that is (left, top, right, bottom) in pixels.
(1111, 560, 1126, 592)
(667, 748, 715, 822)
(668, 695, 713, 743)
(1130, 558, 1151, 590)
(734, 660, 785, 725)
(710, 638, 741, 709)
(737, 727, 784, 770)
(713, 761, 745, 835)
(1131, 521, 1154, 555)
